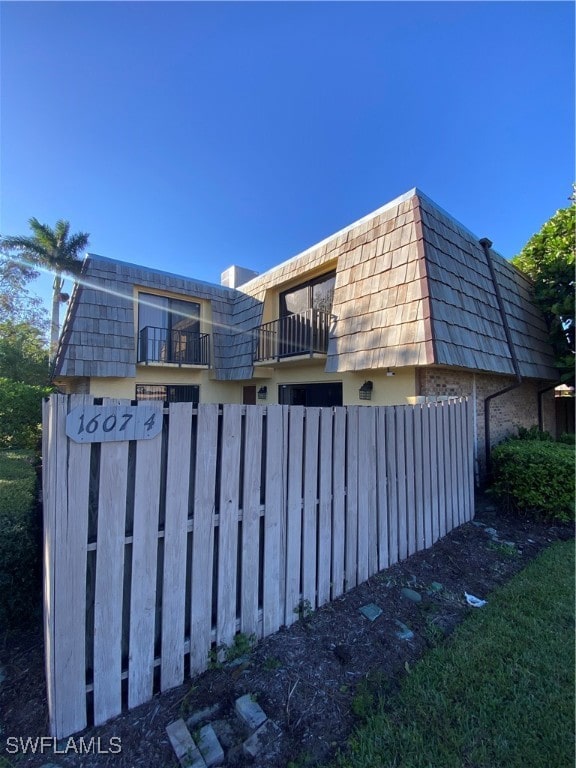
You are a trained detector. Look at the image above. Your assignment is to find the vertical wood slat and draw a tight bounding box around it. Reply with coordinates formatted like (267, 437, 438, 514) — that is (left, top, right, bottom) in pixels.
(412, 406, 425, 551)
(302, 408, 319, 608)
(435, 403, 446, 539)
(440, 401, 452, 536)
(128, 401, 163, 709)
(53, 394, 91, 737)
(217, 405, 242, 648)
(317, 408, 333, 607)
(466, 398, 475, 520)
(42, 397, 56, 734)
(263, 406, 284, 636)
(376, 408, 389, 571)
(404, 407, 416, 556)
(357, 407, 377, 581)
(454, 400, 465, 526)
(345, 407, 359, 589)
(93, 408, 129, 725)
(396, 407, 408, 561)
(421, 405, 433, 549)
(161, 403, 193, 692)
(284, 407, 304, 626)
(386, 407, 399, 566)
(190, 404, 218, 676)
(449, 402, 459, 528)
(241, 406, 263, 637)
(331, 407, 346, 599)
(428, 404, 439, 543)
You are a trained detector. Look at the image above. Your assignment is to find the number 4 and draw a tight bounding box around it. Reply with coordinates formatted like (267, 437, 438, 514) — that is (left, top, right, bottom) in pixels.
(144, 413, 156, 431)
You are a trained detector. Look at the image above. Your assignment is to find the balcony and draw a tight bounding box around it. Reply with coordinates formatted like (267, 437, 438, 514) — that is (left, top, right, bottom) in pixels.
(254, 309, 332, 363)
(138, 326, 210, 367)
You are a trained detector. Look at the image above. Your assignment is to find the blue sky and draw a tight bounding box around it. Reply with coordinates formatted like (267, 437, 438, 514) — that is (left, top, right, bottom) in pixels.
(1, 1, 574, 314)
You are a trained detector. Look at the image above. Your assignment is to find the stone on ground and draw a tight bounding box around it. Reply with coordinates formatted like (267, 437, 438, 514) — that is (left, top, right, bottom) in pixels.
(243, 720, 282, 759)
(198, 724, 224, 767)
(166, 718, 207, 768)
(235, 694, 267, 730)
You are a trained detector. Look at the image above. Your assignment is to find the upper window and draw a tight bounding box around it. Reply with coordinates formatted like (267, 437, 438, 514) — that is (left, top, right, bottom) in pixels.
(138, 293, 208, 365)
(279, 272, 335, 317)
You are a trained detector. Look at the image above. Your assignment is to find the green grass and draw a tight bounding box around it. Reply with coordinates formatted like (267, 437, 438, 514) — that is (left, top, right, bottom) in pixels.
(333, 540, 575, 768)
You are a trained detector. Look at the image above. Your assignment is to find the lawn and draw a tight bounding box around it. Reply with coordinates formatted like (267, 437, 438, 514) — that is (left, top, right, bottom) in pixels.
(333, 538, 575, 768)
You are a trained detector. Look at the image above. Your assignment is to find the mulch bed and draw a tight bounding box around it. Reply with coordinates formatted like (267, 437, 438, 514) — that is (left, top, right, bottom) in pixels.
(1, 494, 573, 768)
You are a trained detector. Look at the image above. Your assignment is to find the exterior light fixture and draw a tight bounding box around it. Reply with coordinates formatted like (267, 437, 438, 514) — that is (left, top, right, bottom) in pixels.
(257, 386, 268, 400)
(359, 381, 373, 400)
(386, 368, 395, 377)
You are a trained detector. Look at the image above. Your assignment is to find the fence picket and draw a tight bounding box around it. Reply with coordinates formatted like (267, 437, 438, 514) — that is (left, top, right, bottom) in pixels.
(285, 407, 304, 626)
(94, 437, 129, 724)
(241, 406, 264, 637)
(217, 405, 242, 649)
(263, 406, 284, 635)
(345, 407, 359, 589)
(302, 408, 319, 608)
(413, 406, 425, 551)
(405, 407, 416, 556)
(396, 407, 408, 561)
(128, 402, 163, 709)
(386, 407, 399, 566)
(53, 394, 91, 736)
(161, 403, 193, 691)
(317, 408, 333, 607)
(421, 405, 433, 549)
(376, 408, 389, 571)
(331, 407, 346, 598)
(190, 404, 218, 676)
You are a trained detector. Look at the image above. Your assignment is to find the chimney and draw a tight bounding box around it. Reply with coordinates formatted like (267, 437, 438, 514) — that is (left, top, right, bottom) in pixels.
(221, 265, 259, 288)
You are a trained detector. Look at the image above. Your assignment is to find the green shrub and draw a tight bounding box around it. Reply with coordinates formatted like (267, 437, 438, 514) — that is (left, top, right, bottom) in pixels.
(558, 432, 576, 446)
(0, 378, 51, 450)
(490, 439, 575, 522)
(515, 425, 554, 441)
(0, 450, 42, 628)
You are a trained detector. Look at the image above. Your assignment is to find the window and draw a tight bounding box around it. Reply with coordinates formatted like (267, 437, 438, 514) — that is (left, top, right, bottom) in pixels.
(135, 384, 199, 403)
(276, 272, 335, 357)
(279, 272, 335, 318)
(138, 293, 208, 365)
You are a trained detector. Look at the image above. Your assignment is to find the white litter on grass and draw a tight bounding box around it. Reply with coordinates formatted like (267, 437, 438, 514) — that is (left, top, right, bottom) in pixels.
(464, 592, 487, 608)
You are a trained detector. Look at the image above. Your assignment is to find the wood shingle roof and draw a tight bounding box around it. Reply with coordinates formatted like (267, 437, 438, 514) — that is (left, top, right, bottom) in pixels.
(54, 189, 558, 383)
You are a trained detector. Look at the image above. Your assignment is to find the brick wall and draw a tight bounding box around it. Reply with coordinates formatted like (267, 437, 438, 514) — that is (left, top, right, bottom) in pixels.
(417, 367, 556, 482)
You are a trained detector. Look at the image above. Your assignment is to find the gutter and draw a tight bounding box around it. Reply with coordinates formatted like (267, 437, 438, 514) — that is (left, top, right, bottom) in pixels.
(479, 238, 523, 478)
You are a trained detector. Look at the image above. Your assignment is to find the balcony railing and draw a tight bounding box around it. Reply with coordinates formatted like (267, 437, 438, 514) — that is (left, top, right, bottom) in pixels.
(138, 326, 210, 366)
(254, 309, 332, 362)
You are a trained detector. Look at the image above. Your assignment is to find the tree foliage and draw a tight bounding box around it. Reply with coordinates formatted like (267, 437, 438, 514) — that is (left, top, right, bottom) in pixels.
(512, 200, 575, 378)
(0, 218, 89, 364)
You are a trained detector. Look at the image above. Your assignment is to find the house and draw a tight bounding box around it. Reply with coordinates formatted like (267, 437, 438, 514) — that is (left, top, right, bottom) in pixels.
(53, 188, 559, 479)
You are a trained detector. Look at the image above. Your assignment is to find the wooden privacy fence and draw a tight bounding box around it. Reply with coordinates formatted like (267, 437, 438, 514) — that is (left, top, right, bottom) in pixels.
(42, 395, 474, 738)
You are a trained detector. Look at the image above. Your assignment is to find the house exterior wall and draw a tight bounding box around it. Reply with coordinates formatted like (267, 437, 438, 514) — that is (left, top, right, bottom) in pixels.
(64, 364, 418, 407)
(417, 366, 556, 480)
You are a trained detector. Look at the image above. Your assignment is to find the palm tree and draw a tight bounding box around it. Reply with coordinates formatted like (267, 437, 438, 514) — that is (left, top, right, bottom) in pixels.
(1, 218, 89, 365)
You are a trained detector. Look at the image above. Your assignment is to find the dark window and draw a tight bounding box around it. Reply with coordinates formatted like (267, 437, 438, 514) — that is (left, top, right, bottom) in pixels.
(278, 382, 342, 407)
(135, 385, 199, 403)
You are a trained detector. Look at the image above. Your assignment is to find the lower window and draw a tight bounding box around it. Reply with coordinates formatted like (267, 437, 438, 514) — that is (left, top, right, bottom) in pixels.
(135, 384, 199, 403)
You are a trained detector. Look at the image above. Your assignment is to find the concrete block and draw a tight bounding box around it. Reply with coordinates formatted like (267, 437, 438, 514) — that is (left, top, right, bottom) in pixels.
(235, 694, 267, 730)
(166, 719, 207, 768)
(198, 724, 224, 767)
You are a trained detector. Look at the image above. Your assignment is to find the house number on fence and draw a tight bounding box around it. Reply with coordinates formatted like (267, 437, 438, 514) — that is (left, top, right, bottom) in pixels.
(66, 406, 163, 443)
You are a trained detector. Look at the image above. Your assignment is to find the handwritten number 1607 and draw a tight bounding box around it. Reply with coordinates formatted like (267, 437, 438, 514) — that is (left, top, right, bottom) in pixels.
(77, 412, 156, 435)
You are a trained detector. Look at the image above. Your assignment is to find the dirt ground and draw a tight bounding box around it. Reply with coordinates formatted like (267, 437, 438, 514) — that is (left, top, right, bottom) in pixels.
(1, 494, 573, 768)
